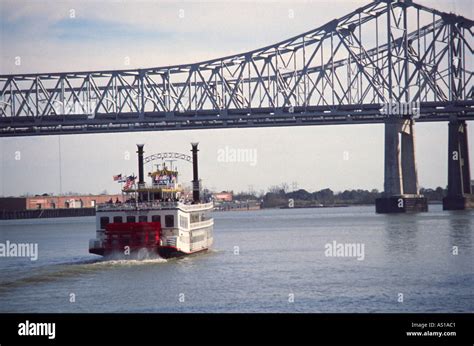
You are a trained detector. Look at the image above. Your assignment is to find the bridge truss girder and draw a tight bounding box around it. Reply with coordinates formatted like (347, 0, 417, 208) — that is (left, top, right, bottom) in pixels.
(0, 0, 472, 136)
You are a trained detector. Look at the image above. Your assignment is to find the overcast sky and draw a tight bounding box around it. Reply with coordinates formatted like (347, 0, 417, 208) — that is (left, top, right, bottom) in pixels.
(0, 0, 472, 196)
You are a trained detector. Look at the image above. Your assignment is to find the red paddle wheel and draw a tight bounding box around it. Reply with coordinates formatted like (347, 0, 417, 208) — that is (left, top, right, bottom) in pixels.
(103, 222, 161, 254)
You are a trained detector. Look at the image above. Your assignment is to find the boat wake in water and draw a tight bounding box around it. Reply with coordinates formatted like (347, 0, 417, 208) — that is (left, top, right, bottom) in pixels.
(0, 256, 168, 295)
(89, 257, 168, 267)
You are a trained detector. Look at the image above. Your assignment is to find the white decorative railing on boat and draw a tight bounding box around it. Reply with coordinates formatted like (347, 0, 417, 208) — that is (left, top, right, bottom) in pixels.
(179, 202, 214, 212)
(96, 201, 214, 212)
(190, 219, 214, 229)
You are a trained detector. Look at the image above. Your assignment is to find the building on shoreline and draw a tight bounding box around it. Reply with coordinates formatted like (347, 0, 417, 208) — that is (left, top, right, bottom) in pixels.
(212, 191, 233, 202)
(0, 194, 123, 211)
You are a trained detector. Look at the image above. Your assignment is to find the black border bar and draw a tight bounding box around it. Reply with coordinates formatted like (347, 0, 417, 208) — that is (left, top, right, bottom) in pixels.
(0, 313, 472, 345)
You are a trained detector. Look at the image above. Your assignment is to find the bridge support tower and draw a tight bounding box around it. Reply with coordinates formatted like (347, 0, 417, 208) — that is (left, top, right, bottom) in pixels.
(442, 117, 474, 210)
(376, 118, 428, 213)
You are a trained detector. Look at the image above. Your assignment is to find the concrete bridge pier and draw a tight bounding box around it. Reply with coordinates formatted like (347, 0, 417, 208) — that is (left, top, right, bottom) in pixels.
(375, 118, 428, 213)
(442, 117, 474, 210)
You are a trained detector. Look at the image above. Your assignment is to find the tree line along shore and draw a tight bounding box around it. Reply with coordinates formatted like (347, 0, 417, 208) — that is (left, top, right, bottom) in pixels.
(227, 186, 447, 209)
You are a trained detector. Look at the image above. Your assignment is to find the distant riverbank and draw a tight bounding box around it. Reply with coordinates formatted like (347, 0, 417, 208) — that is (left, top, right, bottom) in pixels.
(228, 186, 449, 210)
(0, 208, 95, 220)
(279, 204, 349, 209)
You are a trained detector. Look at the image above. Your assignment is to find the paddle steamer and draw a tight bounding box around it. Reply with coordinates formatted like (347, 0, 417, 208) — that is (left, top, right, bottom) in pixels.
(89, 143, 213, 259)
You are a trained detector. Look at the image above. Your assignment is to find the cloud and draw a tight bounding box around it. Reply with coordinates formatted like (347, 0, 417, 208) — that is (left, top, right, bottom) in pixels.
(2, 0, 469, 75)
(49, 18, 177, 42)
(1, 0, 368, 73)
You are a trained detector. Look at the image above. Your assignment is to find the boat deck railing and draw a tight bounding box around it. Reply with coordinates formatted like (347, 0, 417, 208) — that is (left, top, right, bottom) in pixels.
(189, 219, 214, 229)
(96, 201, 214, 212)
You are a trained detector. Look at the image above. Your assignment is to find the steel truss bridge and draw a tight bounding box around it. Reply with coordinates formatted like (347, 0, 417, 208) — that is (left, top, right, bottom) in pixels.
(0, 0, 472, 137)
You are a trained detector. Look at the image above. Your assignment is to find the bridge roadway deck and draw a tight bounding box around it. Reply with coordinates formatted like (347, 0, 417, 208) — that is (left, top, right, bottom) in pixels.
(1, 101, 472, 137)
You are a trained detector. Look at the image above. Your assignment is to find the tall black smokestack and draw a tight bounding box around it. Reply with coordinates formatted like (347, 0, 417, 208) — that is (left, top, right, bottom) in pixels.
(191, 143, 200, 203)
(137, 144, 145, 187)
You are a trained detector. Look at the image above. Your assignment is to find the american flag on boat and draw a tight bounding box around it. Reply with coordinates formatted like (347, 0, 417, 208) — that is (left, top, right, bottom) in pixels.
(113, 174, 122, 181)
(123, 175, 136, 190)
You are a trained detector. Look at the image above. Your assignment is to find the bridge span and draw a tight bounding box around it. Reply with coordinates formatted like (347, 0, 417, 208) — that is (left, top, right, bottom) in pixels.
(0, 0, 473, 212)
